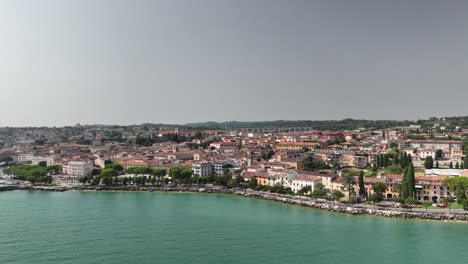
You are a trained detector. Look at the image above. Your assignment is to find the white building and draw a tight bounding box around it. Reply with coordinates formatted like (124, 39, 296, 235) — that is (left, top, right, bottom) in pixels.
(65, 161, 94, 176)
(192, 162, 224, 177)
(14, 153, 34, 164)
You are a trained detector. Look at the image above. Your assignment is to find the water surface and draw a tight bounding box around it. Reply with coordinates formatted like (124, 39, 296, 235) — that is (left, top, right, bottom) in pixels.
(1, 191, 467, 264)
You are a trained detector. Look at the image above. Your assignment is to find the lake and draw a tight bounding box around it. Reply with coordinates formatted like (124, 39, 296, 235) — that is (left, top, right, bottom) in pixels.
(1, 191, 467, 264)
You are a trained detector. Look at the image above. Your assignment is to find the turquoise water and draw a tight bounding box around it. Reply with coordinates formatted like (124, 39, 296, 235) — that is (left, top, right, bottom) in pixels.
(1, 191, 468, 264)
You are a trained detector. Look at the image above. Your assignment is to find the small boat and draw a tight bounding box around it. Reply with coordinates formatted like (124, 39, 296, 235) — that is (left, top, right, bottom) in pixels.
(432, 203, 448, 208)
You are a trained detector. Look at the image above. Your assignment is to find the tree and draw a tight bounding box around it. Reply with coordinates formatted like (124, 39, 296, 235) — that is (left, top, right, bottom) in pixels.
(79, 175, 89, 184)
(455, 162, 460, 169)
(341, 175, 356, 201)
(105, 164, 124, 173)
(424, 156, 434, 169)
(122, 177, 129, 185)
(47, 165, 63, 175)
(464, 155, 468, 169)
(358, 171, 366, 198)
(401, 168, 409, 200)
(435, 149, 443, 160)
(302, 156, 329, 171)
(422, 201, 432, 212)
(372, 182, 387, 202)
(405, 197, 416, 205)
(442, 177, 468, 204)
(406, 163, 416, 199)
(248, 177, 258, 190)
(441, 197, 456, 214)
(400, 152, 408, 169)
(311, 182, 328, 201)
(150, 176, 156, 185)
(0, 156, 13, 164)
(297, 186, 312, 196)
(38, 161, 47, 168)
(435, 160, 439, 168)
(449, 161, 453, 169)
(100, 168, 119, 177)
(331, 190, 344, 204)
(194, 131, 204, 140)
(26, 176, 36, 184)
(369, 193, 380, 209)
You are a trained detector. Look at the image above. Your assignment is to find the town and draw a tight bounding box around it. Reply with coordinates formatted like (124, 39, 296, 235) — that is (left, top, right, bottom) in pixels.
(1, 117, 468, 210)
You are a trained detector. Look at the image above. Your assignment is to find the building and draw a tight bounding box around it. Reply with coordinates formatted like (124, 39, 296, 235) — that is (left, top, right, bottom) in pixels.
(64, 161, 94, 176)
(276, 142, 320, 151)
(14, 153, 34, 164)
(192, 162, 224, 177)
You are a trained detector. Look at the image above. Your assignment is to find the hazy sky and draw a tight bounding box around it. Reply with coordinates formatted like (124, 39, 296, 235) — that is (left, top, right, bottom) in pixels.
(1, 0, 467, 126)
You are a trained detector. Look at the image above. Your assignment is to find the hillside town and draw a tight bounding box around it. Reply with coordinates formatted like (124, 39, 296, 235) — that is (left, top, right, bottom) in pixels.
(1, 119, 468, 207)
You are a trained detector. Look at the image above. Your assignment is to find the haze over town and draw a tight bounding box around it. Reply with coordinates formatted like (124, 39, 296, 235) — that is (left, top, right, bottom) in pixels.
(1, 0, 468, 127)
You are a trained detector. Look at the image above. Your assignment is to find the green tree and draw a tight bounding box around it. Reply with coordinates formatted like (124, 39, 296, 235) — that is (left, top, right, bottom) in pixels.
(47, 165, 63, 175)
(0, 156, 13, 164)
(194, 131, 204, 140)
(435, 149, 443, 160)
(302, 156, 329, 171)
(38, 161, 47, 168)
(424, 156, 434, 169)
(405, 197, 416, 205)
(449, 161, 453, 169)
(464, 155, 468, 169)
(341, 174, 356, 201)
(372, 182, 387, 202)
(311, 182, 328, 201)
(358, 171, 366, 198)
(422, 201, 432, 212)
(442, 177, 468, 204)
(100, 168, 119, 177)
(26, 176, 36, 184)
(79, 175, 89, 184)
(441, 197, 456, 214)
(331, 190, 344, 204)
(150, 176, 156, 185)
(105, 164, 124, 173)
(296, 185, 311, 196)
(369, 193, 381, 209)
(455, 162, 460, 169)
(401, 168, 409, 200)
(435, 160, 439, 168)
(406, 163, 416, 199)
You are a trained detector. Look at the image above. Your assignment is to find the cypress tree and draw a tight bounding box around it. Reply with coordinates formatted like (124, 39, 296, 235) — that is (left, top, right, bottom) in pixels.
(462, 162, 465, 169)
(393, 153, 399, 165)
(435, 160, 439, 168)
(407, 162, 416, 199)
(401, 152, 407, 169)
(377, 155, 381, 168)
(449, 161, 453, 169)
(424, 156, 434, 169)
(358, 170, 366, 198)
(455, 162, 460, 169)
(382, 155, 387, 167)
(401, 168, 409, 200)
(464, 155, 468, 169)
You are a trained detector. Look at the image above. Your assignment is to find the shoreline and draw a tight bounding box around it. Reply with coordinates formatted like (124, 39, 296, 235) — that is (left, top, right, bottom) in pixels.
(2, 185, 468, 223)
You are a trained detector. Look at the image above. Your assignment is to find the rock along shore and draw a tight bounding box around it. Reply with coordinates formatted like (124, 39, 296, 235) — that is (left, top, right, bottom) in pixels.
(2, 184, 468, 223)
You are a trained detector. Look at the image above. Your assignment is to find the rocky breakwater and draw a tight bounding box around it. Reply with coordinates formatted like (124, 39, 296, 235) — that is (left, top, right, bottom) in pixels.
(238, 191, 468, 222)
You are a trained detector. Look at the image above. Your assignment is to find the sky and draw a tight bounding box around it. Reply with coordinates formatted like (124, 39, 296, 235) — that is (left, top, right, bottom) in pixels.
(1, 0, 467, 127)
